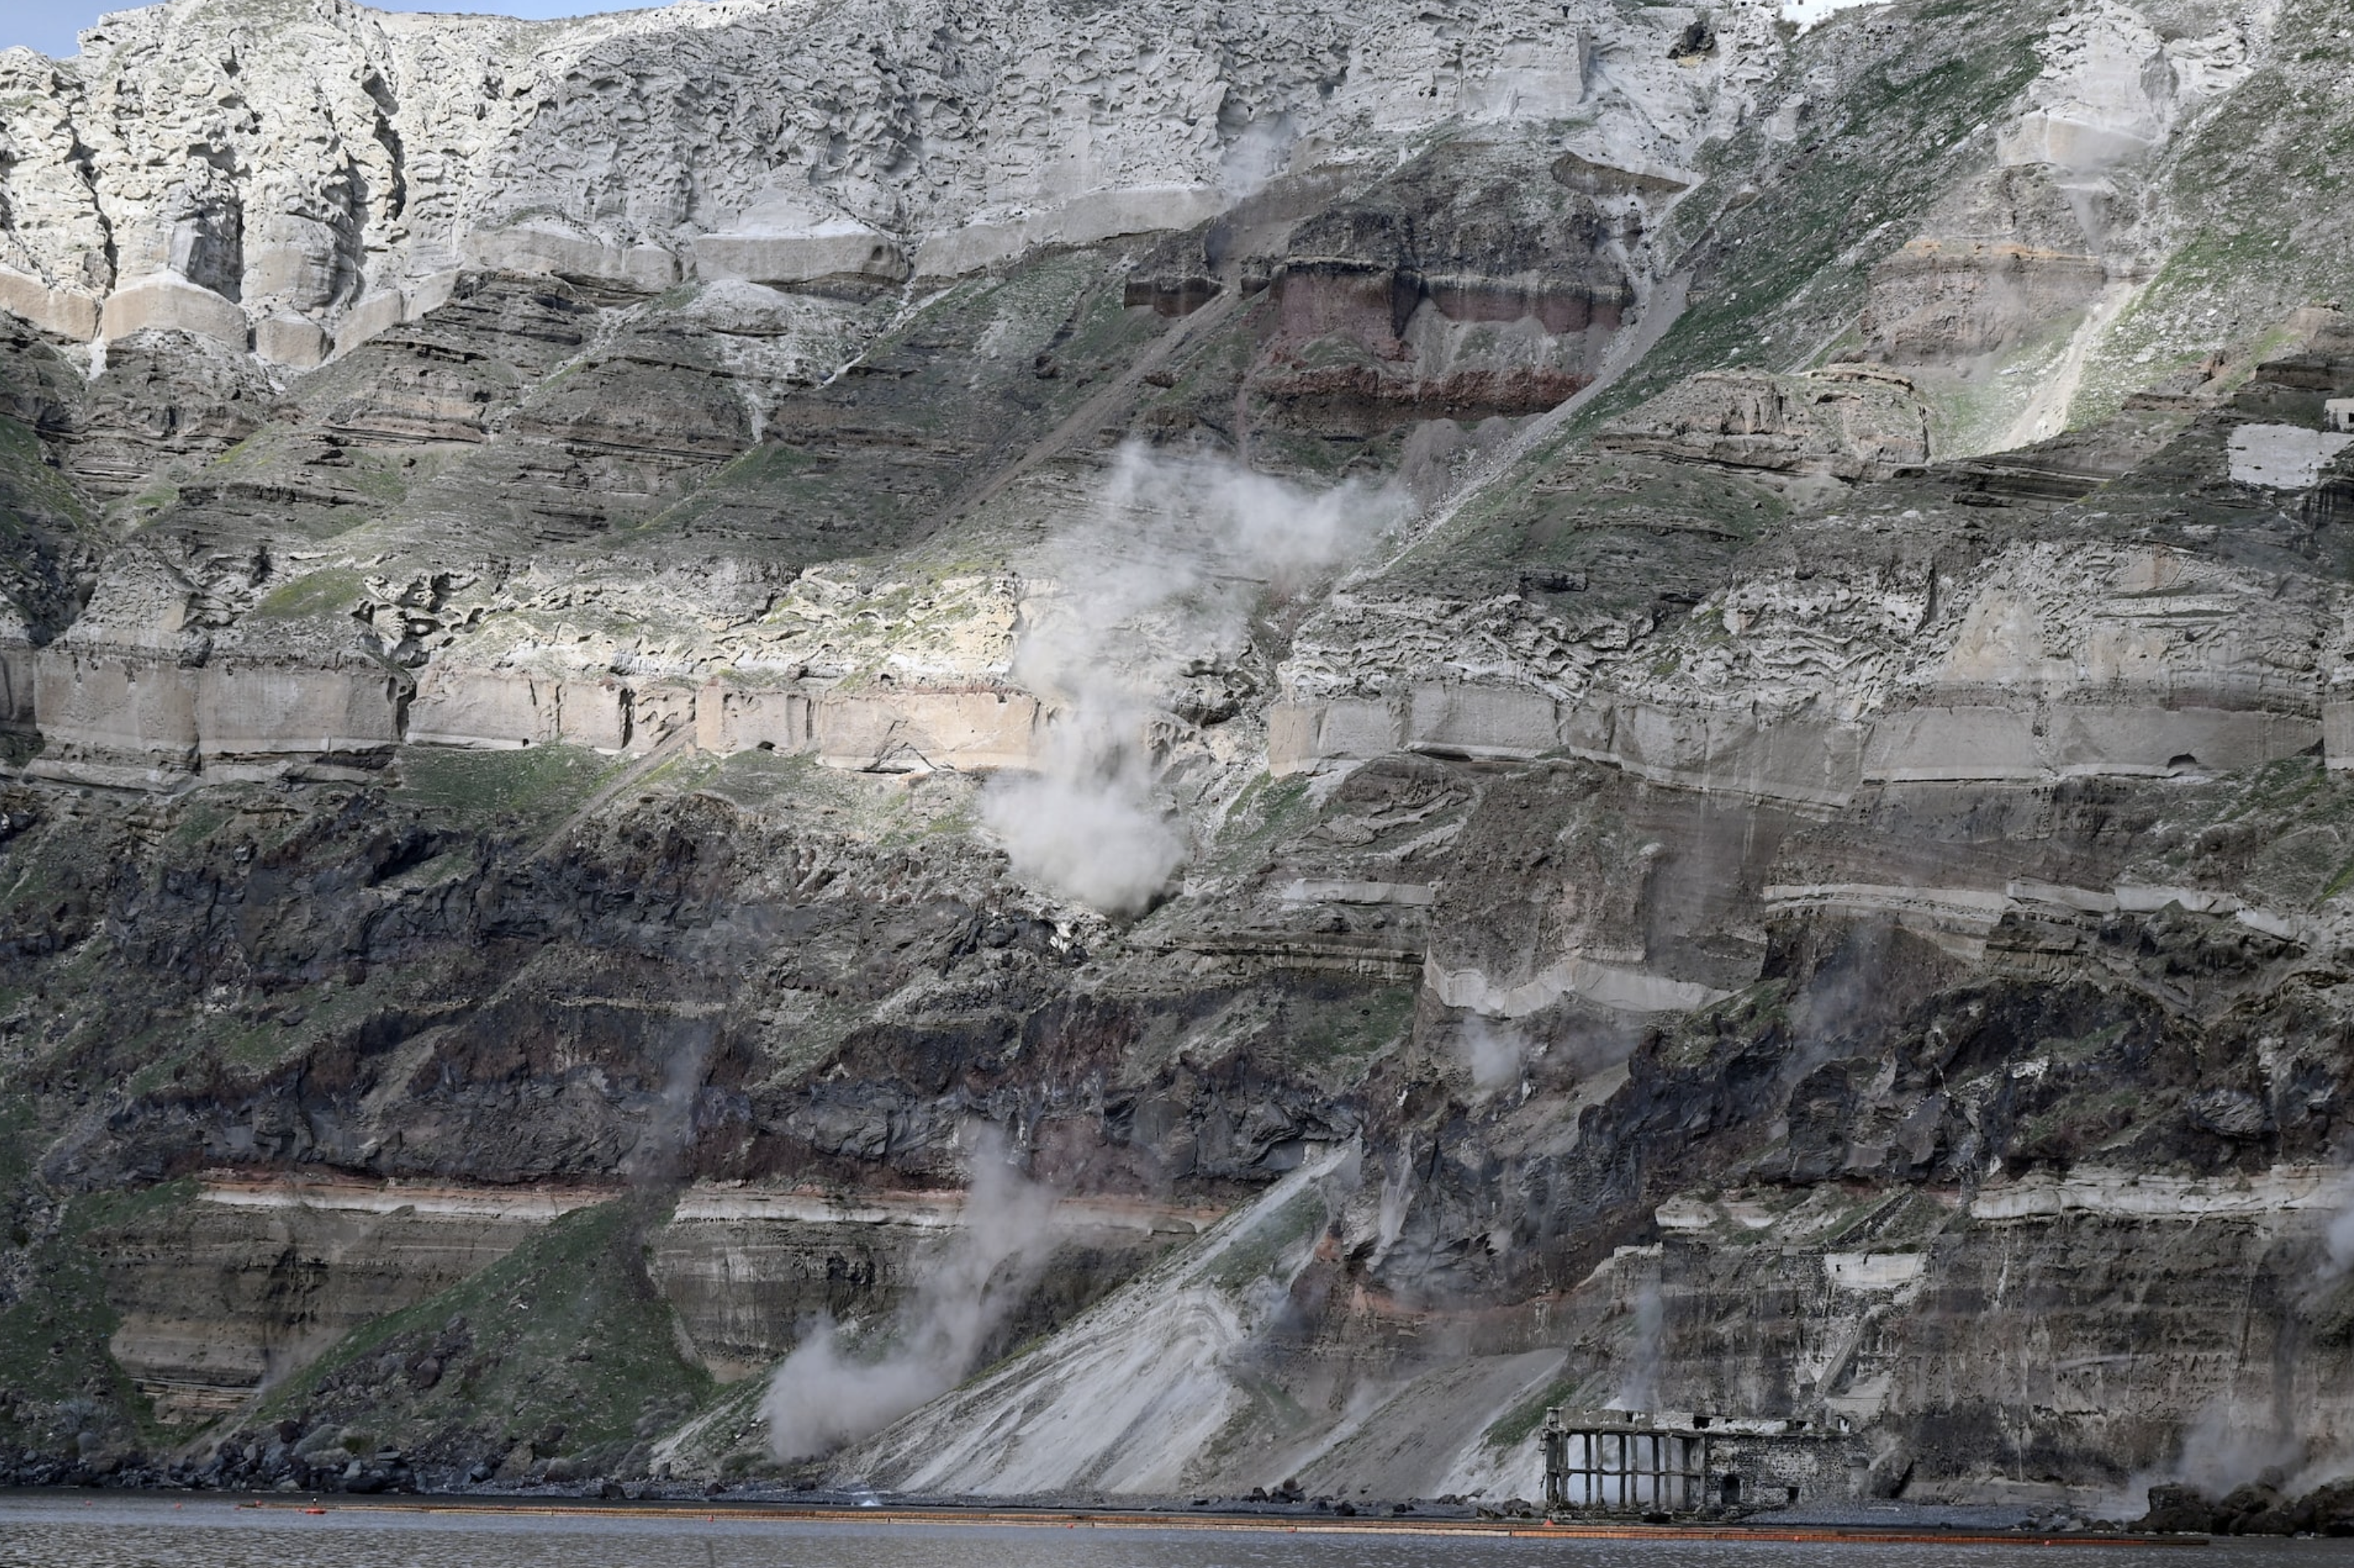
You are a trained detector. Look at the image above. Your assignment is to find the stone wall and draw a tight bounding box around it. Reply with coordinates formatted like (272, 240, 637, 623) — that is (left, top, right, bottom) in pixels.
(10, 639, 1049, 785)
(1270, 687, 2324, 799)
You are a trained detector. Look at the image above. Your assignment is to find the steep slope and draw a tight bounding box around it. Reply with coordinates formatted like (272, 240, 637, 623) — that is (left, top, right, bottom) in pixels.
(2, 0, 2354, 1524)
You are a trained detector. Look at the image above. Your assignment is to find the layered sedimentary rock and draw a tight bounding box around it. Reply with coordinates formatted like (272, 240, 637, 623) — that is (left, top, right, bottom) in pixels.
(6, 0, 2354, 1524)
(0, 0, 1738, 362)
(100, 1180, 611, 1420)
(1237, 138, 1658, 432)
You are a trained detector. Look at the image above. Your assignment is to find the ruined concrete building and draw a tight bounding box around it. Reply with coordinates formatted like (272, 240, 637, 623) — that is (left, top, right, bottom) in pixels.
(1541, 1408, 1872, 1515)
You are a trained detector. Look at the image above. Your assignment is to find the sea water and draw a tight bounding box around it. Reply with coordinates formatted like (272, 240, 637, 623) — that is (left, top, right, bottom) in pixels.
(1, 1495, 2348, 1568)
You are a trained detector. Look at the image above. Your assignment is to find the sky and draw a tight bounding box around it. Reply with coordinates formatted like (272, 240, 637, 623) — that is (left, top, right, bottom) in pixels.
(2, 0, 668, 60)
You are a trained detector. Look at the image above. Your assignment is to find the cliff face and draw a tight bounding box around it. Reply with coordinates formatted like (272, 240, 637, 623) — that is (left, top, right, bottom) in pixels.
(5, 0, 2354, 1519)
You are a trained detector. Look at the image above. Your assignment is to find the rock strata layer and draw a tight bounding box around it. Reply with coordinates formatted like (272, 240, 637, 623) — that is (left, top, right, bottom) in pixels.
(5, 0, 2354, 1521)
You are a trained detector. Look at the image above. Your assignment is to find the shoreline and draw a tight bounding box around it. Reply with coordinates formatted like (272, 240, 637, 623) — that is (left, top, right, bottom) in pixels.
(170, 1495, 2207, 1547)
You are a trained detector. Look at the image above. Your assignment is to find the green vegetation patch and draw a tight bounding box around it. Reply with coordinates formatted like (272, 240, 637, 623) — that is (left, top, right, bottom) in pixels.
(1484, 1363, 1584, 1451)
(0, 412, 97, 631)
(250, 566, 370, 621)
(212, 975, 389, 1080)
(390, 744, 624, 830)
(0, 413, 50, 474)
(0, 1176, 198, 1455)
(1282, 983, 1417, 1077)
(1202, 772, 1317, 870)
(1396, 449, 1786, 607)
(2066, 45, 2354, 430)
(2116, 757, 2354, 910)
(1655, 978, 1793, 1072)
(1208, 1185, 1329, 1293)
(694, 746, 825, 813)
(1913, 307, 2092, 458)
(258, 1198, 712, 1464)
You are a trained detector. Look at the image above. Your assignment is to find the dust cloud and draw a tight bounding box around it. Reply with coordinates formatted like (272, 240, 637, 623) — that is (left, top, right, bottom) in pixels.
(762, 1131, 1059, 1461)
(1611, 1280, 1666, 1412)
(1457, 1013, 1524, 1095)
(981, 441, 1404, 914)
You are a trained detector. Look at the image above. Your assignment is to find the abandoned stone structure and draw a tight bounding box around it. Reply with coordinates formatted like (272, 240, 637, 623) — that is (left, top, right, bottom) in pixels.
(1540, 1408, 1872, 1515)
